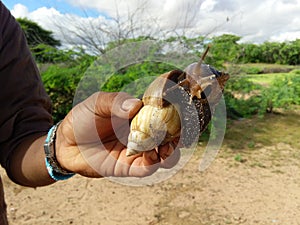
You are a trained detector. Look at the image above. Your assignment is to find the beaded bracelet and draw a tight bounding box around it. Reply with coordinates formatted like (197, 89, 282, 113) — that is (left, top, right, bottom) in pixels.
(44, 121, 75, 181)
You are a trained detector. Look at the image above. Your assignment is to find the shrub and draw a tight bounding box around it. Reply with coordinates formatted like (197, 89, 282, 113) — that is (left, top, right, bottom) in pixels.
(261, 74, 300, 111)
(42, 65, 82, 122)
(224, 76, 264, 118)
(41, 55, 95, 122)
(101, 61, 177, 97)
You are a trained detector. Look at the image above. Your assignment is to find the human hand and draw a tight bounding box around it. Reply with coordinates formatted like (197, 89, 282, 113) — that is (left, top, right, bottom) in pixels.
(55, 92, 180, 178)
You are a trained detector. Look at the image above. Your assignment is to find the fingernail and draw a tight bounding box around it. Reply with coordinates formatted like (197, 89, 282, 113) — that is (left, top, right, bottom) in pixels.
(121, 99, 141, 111)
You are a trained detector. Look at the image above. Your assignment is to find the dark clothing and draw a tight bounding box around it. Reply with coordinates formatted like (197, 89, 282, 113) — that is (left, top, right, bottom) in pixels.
(0, 2, 53, 223)
(0, 2, 53, 172)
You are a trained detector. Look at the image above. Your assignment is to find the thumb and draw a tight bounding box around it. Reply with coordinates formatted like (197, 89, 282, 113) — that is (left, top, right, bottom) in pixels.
(95, 92, 142, 119)
(119, 98, 143, 118)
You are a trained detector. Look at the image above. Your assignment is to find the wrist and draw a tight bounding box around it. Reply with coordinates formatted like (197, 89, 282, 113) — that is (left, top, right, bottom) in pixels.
(44, 121, 75, 181)
(54, 121, 71, 172)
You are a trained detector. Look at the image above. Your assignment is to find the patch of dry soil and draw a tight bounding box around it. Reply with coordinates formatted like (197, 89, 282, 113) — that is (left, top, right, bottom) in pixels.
(1, 142, 300, 225)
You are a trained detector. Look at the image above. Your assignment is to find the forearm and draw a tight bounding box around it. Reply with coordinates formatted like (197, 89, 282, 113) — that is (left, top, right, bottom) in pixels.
(0, 2, 55, 187)
(8, 134, 56, 187)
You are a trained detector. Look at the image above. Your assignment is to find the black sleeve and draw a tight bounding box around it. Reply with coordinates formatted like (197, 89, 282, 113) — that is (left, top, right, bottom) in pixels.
(0, 2, 53, 174)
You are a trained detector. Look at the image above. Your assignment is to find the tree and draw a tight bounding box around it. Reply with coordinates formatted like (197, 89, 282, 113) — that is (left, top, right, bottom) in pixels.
(17, 18, 62, 63)
(17, 18, 61, 47)
(208, 34, 241, 66)
(55, 0, 159, 55)
(239, 43, 262, 63)
(55, 0, 206, 55)
(279, 40, 300, 65)
(260, 42, 283, 64)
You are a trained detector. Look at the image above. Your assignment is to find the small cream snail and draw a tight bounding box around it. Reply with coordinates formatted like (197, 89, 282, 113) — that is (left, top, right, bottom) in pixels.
(126, 46, 230, 156)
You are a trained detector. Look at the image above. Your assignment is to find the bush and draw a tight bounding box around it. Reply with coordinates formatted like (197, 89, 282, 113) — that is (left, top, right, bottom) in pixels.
(101, 61, 177, 97)
(261, 74, 300, 111)
(42, 65, 82, 122)
(41, 54, 95, 122)
(224, 72, 300, 119)
(223, 76, 263, 118)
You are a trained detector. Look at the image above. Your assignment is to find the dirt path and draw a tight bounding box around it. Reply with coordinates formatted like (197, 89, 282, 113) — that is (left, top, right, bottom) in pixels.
(1, 140, 300, 225)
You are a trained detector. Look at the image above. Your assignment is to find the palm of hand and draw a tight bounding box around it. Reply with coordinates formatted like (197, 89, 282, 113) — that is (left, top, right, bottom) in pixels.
(56, 92, 179, 178)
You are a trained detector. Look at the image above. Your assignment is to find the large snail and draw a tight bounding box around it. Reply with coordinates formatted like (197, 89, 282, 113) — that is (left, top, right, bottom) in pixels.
(126, 46, 230, 156)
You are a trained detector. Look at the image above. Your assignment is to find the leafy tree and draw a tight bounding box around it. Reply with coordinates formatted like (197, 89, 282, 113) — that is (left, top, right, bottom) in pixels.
(17, 18, 60, 47)
(239, 43, 262, 63)
(17, 18, 62, 63)
(279, 40, 300, 65)
(210, 34, 241, 65)
(32, 44, 84, 63)
(260, 42, 283, 64)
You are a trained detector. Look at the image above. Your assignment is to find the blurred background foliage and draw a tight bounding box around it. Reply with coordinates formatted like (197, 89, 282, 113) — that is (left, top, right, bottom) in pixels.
(18, 19, 300, 123)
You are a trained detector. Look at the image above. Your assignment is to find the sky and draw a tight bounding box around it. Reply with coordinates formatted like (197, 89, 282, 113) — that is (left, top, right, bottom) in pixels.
(3, 0, 300, 49)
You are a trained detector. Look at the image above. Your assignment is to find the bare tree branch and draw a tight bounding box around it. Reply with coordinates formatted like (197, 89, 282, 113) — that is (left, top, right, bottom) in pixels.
(53, 0, 219, 55)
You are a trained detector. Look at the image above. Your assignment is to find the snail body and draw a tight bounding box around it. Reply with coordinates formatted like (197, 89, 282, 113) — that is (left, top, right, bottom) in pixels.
(126, 46, 230, 156)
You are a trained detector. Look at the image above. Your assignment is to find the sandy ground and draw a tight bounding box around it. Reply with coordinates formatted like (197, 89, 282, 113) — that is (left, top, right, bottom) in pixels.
(1, 141, 300, 225)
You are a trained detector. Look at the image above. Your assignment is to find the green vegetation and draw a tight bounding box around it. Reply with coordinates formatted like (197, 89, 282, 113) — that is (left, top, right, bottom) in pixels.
(101, 62, 177, 97)
(18, 18, 300, 123)
(223, 63, 300, 118)
(41, 53, 96, 122)
(17, 18, 62, 63)
(17, 18, 60, 47)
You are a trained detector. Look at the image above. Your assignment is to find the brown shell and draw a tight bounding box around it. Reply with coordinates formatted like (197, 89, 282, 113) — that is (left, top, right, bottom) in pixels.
(142, 70, 184, 108)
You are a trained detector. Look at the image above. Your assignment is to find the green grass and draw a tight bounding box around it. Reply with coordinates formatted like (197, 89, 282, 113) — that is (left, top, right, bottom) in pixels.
(246, 72, 297, 86)
(226, 63, 300, 86)
(223, 109, 300, 151)
(226, 63, 299, 75)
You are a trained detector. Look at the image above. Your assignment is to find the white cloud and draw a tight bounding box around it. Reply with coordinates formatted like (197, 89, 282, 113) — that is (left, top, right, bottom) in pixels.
(11, 5, 71, 44)
(11, 3, 29, 18)
(29, 7, 64, 31)
(270, 31, 300, 42)
(200, 0, 217, 11)
(9, 0, 300, 51)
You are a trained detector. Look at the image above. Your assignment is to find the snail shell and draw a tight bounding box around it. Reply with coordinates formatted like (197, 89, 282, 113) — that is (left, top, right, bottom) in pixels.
(126, 70, 183, 156)
(126, 46, 230, 156)
(127, 104, 181, 155)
